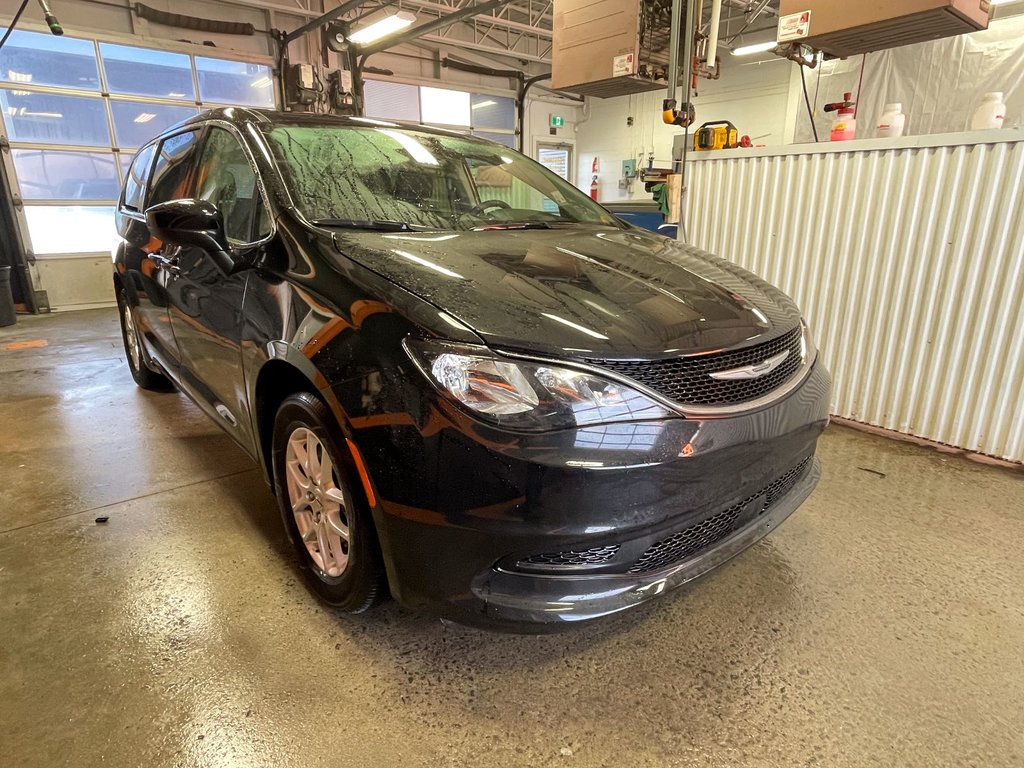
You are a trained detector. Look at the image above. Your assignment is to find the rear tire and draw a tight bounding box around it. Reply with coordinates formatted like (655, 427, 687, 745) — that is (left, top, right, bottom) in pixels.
(271, 392, 385, 613)
(117, 289, 172, 391)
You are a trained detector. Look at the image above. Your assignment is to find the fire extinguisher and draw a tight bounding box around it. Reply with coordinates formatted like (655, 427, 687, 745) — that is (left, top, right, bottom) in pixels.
(590, 174, 599, 201)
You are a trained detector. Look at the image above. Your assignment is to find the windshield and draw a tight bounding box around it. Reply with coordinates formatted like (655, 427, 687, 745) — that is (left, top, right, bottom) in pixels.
(264, 123, 623, 232)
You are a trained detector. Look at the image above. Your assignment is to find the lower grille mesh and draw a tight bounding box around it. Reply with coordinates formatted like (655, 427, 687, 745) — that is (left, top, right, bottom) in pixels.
(627, 458, 811, 573)
(520, 544, 620, 569)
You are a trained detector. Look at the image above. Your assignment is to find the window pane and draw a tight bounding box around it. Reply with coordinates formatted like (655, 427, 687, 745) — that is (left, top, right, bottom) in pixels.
(11, 149, 119, 201)
(195, 57, 273, 106)
(364, 80, 420, 122)
(195, 128, 262, 243)
(150, 131, 202, 205)
(24, 205, 117, 254)
(473, 131, 516, 148)
(420, 87, 470, 127)
(123, 145, 156, 212)
(0, 29, 100, 90)
(0, 91, 110, 145)
(110, 101, 196, 149)
(100, 43, 195, 100)
(119, 153, 134, 182)
(471, 95, 514, 130)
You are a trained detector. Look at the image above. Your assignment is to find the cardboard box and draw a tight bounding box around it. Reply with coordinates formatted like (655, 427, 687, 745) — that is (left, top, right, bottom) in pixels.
(552, 0, 662, 96)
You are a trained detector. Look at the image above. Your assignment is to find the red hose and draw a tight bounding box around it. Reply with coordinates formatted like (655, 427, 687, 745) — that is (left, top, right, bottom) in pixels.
(854, 54, 866, 119)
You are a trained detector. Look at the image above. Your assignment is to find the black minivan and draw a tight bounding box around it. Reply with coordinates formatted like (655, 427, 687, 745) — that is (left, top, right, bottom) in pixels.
(113, 108, 830, 631)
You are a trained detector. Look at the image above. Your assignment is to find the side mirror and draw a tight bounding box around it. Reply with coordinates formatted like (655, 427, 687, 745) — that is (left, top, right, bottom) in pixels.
(145, 199, 240, 275)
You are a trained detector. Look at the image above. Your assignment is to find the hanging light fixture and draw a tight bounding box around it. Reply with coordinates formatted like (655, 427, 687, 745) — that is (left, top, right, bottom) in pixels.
(349, 10, 417, 44)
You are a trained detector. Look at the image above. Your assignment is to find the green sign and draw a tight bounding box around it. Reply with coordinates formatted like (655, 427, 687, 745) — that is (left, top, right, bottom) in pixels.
(550, 114, 565, 128)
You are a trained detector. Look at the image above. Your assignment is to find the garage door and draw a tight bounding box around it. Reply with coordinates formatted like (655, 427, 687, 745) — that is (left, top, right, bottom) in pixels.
(0, 27, 274, 310)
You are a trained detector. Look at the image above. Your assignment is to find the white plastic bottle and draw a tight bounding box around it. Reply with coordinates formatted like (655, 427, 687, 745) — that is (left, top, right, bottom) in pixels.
(875, 103, 906, 138)
(971, 92, 1006, 131)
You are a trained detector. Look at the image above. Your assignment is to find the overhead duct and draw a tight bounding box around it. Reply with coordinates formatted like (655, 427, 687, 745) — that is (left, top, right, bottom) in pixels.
(777, 0, 991, 58)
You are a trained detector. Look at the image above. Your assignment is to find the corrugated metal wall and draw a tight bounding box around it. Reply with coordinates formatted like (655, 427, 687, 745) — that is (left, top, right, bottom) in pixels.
(684, 135, 1024, 463)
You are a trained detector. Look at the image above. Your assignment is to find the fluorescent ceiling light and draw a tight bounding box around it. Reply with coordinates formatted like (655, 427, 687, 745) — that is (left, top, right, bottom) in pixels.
(472, 100, 496, 109)
(732, 41, 777, 56)
(349, 10, 416, 44)
(134, 112, 156, 123)
(24, 112, 63, 119)
(350, 116, 399, 127)
(378, 128, 438, 165)
(7, 70, 32, 83)
(540, 313, 610, 340)
(250, 76, 272, 89)
(394, 250, 463, 279)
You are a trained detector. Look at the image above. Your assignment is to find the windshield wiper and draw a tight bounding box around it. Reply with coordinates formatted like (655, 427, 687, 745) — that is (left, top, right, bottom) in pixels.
(313, 218, 415, 232)
(471, 221, 552, 231)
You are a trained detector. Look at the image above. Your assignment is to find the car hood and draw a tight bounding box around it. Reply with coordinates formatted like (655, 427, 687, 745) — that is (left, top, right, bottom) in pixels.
(330, 226, 802, 359)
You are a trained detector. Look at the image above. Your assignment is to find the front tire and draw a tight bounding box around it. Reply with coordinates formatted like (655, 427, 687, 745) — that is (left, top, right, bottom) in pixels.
(271, 392, 385, 613)
(116, 289, 172, 391)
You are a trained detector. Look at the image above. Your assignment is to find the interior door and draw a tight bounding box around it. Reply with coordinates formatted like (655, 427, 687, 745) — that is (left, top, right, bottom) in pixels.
(536, 144, 573, 183)
(165, 126, 268, 455)
(535, 143, 573, 214)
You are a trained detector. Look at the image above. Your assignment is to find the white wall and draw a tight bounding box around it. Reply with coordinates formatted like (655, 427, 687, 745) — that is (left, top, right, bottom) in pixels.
(574, 55, 792, 202)
(524, 95, 582, 178)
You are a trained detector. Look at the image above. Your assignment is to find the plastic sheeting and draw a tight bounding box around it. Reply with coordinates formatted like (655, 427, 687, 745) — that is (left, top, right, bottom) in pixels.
(795, 15, 1024, 143)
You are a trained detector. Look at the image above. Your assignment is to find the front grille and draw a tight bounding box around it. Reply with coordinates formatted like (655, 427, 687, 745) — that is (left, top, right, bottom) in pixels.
(588, 325, 804, 408)
(627, 457, 811, 573)
(520, 544, 620, 569)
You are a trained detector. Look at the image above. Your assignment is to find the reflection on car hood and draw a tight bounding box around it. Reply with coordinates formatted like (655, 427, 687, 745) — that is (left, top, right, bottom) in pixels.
(330, 226, 802, 358)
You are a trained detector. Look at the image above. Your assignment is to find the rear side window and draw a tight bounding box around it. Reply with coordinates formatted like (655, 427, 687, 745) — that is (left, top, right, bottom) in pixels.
(122, 144, 156, 212)
(148, 130, 201, 206)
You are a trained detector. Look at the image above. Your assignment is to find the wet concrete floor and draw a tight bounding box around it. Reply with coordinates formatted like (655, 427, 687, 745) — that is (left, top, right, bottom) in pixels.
(2, 308, 1022, 767)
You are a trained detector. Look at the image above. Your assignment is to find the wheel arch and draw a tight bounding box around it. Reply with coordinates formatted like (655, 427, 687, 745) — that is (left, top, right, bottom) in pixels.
(253, 358, 323, 489)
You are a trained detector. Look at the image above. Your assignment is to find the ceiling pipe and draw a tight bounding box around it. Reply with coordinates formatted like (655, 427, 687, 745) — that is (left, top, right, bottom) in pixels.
(357, 0, 513, 58)
(705, 0, 723, 65)
(518, 72, 550, 153)
(283, 0, 379, 45)
(665, 0, 684, 111)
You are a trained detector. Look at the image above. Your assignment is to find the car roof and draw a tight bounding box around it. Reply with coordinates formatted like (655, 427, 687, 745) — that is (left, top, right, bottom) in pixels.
(164, 107, 478, 141)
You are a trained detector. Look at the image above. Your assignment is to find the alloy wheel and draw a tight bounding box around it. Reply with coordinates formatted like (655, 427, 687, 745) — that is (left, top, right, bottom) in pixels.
(284, 427, 351, 578)
(122, 302, 141, 370)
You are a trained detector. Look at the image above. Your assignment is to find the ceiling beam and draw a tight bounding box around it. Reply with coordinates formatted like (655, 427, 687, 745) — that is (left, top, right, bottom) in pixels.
(417, 33, 550, 62)
(358, 0, 512, 56)
(399, 0, 552, 37)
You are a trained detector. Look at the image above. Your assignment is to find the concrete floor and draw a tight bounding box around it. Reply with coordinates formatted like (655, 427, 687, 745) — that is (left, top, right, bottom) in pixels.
(1, 308, 1023, 768)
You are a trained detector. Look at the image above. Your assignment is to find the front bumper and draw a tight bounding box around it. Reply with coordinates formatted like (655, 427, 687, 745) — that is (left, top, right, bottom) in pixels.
(355, 358, 831, 631)
(472, 458, 820, 627)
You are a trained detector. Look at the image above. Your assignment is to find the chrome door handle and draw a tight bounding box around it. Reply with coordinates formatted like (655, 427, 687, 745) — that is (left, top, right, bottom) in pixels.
(150, 254, 180, 275)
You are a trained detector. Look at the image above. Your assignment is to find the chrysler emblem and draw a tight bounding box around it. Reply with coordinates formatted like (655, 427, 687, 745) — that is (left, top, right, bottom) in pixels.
(709, 349, 790, 381)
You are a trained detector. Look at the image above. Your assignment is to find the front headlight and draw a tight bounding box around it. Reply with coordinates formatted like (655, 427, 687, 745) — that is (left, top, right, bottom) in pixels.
(404, 338, 675, 431)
